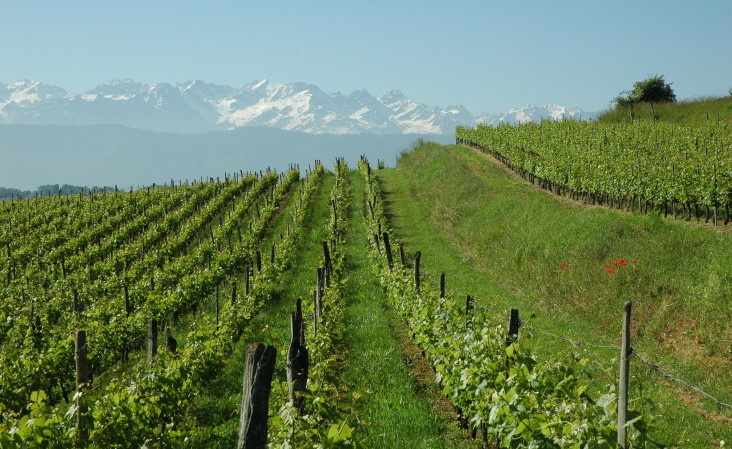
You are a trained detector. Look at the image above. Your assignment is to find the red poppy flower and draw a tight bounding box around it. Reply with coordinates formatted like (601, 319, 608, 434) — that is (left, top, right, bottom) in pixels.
(558, 262, 567, 270)
(607, 269, 616, 274)
(632, 260, 638, 264)
(604, 264, 611, 269)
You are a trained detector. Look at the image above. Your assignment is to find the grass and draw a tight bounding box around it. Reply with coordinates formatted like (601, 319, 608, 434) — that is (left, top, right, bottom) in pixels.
(378, 142, 732, 447)
(342, 170, 477, 449)
(597, 95, 732, 125)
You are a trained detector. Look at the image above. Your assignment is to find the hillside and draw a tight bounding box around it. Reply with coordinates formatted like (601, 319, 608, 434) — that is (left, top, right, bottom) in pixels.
(597, 95, 732, 125)
(383, 142, 732, 446)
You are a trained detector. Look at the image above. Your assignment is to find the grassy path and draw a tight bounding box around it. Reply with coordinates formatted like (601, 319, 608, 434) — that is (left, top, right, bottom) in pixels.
(377, 143, 732, 447)
(342, 171, 475, 449)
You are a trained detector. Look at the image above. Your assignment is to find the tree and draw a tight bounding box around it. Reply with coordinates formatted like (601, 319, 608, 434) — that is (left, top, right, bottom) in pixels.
(615, 75, 676, 106)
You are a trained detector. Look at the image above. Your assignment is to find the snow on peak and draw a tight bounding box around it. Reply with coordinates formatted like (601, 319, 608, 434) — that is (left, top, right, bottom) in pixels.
(0, 77, 593, 134)
(477, 103, 593, 126)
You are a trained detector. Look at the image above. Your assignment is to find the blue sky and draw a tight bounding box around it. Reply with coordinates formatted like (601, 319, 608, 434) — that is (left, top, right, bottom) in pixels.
(2, 0, 730, 114)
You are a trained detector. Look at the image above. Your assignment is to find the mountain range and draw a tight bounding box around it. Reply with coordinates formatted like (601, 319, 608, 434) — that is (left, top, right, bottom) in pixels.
(0, 79, 593, 135)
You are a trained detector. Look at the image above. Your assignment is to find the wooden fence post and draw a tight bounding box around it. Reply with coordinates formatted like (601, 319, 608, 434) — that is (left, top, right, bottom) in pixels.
(245, 266, 251, 295)
(148, 319, 158, 368)
(506, 309, 520, 344)
(618, 301, 632, 449)
(440, 273, 446, 298)
(382, 232, 394, 270)
(287, 308, 309, 412)
(316, 268, 324, 318)
(414, 251, 421, 292)
(75, 330, 89, 444)
(237, 343, 276, 449)
(215, 285, 220, 327)
(322, 241, 332, 277)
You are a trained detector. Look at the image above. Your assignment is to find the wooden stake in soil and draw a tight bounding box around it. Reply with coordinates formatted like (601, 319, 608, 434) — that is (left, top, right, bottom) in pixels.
(414, 251, 421, 292)
(618, 301, 632, 449)
(316, 268, 324, 317)
(440, 273, 446, 298)
(75, 330, 90, 443)
(237, 343, 276, 449)
(147, 319, 158, 368)
(245, 266, 251, 295)
(382, 232, 394, 270)
(506, 309, 519, 344)
(215, 286, 220, 326)
(287, 310, 309, 412)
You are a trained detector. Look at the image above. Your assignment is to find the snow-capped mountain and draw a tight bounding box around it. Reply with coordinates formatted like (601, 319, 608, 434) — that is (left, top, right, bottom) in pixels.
(0, 79, 592, 134)
(476, 103, 595, 126)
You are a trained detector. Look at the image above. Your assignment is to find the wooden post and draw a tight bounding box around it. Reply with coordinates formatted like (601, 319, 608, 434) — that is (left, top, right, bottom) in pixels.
(237, 343, 276, 449)
(215, 286, 220, 326)
(287, 311, 309, 412)
(75, 330, 89, 443)
(323, 240, 333, 275)
(316, 268, 324, 317)
(440, 273, 446, 298)
(382, 232, 393, 270)
(256, 251, 262, 272)
(618, 301, 632, 448)
(399, 244, 405, 268)
(373, 233, 381, 254)
(270, 243, 275, 265)
(232, 281, 238, 304)
(148, 319, 158, 368)
(73, 289, 81, 314)
(506, 309, 519, 345)
(313, 307, 318, 336)
(414, 251, 421, 292)
(245, 266, 251, 295)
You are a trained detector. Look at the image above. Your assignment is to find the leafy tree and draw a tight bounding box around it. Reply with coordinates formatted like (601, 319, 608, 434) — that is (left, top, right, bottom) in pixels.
(615, 75, 676, 106)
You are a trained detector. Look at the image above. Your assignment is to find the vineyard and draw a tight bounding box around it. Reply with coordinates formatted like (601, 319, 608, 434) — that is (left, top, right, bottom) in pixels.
(457, 120, 732, 224)
(1, 134, 731, 447)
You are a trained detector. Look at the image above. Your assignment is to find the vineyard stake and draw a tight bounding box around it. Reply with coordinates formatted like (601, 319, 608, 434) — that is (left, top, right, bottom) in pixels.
(75, 330, 90, 443)
(414, 251, 421, 292)
(618, 301, 632, 448)
(148, 319, 158, 368)
(382, 232, 394, 270)
(215, 286, 220, 327)
(506, 309, 520, 345)
(287, 309, 309, 412)
(238, 343, 276, 449)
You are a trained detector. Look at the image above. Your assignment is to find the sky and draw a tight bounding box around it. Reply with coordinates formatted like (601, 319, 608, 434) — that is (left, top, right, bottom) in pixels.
(1, 0, 730, 114)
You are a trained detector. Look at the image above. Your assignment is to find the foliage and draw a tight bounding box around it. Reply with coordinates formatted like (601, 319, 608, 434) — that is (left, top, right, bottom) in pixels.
(456, 120, 732, 209)
(614, 75, 676, 107)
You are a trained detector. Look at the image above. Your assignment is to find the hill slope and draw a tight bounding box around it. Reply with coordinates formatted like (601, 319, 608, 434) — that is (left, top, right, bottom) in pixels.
(598, 95, 732, 125)
(379, 142, 732, 446)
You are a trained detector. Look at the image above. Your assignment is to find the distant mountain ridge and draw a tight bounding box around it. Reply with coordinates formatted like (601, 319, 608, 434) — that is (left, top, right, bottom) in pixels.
(0, 79, 593, 135)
